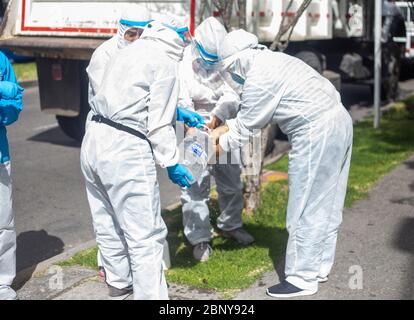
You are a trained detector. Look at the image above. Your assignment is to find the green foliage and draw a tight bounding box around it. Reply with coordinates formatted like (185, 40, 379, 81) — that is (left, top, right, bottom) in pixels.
(13, 62, 37, 82)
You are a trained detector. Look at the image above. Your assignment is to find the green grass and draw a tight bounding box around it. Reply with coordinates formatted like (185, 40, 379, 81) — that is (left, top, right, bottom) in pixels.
(13, 62, 37, 82)
(57, 246, 99, 269)
(164, 184, 288, 291)
(56, 98, 414, 294)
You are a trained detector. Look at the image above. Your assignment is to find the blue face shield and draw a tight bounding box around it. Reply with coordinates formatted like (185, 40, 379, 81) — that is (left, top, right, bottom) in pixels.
(119, 19, 154, 28)
(221, 58, 245, 96)
(230, 72, 245, 85)
(117, 19, 153, 49)
(175, 27, 190, 42)
(191, 40, 220, 71)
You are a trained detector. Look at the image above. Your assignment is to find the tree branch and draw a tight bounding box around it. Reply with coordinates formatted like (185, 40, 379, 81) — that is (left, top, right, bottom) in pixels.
(270, 0, 312, 51)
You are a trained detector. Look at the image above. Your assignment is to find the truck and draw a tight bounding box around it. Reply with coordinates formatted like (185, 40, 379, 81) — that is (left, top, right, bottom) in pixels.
(0, 0, 407, 141)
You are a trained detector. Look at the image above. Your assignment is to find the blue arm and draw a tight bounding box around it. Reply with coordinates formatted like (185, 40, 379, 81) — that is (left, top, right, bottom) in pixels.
(0, 53, 24, 126)
(0, 52, 18, 83)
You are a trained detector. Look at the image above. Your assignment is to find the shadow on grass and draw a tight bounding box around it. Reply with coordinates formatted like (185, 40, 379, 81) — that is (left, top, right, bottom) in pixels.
(162, 180, 289, 290)
(165, 206, 286, 267)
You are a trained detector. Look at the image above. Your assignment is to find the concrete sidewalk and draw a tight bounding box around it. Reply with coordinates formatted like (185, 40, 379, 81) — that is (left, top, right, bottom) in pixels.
(15, 154, 414, 300)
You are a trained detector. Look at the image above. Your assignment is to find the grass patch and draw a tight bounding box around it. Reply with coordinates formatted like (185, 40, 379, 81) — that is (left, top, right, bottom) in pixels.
(13, 62, 37, 82)
(56, 99, 414, 293)
(164, 182, 288, 291)
(57, 246, 99, 269)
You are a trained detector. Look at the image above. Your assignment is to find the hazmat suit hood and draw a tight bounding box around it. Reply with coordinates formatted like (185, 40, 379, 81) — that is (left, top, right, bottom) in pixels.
(193, 17, 227, 66)
(140, 19, 188, 62)
(218, 29, 264, 94)
(190, 17, 227, 90)
(117, 8, 153, 49)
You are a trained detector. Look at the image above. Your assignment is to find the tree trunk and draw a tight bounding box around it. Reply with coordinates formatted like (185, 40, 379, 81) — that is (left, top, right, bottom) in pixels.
(211, 0, 234, 31)
(242, 125, 272, 215)
(270, 0, 312, 51)
(237, 0, 247, 30)
(243, 0, 312, 214)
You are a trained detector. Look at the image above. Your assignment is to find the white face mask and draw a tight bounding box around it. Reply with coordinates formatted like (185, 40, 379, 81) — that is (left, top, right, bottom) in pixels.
(221, 59, 245, 95)
(221, 72, 243, 96)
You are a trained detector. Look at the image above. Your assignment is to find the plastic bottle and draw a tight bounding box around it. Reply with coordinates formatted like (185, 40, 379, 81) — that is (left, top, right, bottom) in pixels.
(179, 128, 212, 184)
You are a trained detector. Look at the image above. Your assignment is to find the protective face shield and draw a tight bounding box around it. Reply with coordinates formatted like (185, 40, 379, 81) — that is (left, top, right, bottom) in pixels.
(118, 20, 153, 49)
(219, 55, 246, 96)
(140, 19, 189, 61)
(191, 17, 227, 71)
(191, 41, 220, 70)
(117, 8, 153, 49)
(221, 72, 243, 96)
(144, 14, 192, 47)
(218, 30, 260, 95)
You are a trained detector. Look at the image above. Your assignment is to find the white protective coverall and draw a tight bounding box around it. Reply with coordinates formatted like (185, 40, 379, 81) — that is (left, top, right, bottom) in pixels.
(218, 30, 353, 292)
(178, 18, 243, 245)
(80, 20, 185, 300)
(85, 9, 152, 270)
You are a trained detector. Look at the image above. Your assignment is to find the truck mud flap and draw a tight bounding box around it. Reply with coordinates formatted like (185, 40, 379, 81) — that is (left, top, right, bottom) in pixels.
(37, 58, 87, 117)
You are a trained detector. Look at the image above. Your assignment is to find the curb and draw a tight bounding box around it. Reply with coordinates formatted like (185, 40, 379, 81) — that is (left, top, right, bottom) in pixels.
(20, 80, 38, 89)
(14, 239, 97, 288)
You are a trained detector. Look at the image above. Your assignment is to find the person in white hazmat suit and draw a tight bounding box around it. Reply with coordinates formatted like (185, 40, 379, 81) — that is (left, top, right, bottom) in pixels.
(87, 9, 153, 101)
(85, 8, 153, 278)
(209, 30, 353, 298)
(80, 20, 198, 300)
(178, 17, 254, 262)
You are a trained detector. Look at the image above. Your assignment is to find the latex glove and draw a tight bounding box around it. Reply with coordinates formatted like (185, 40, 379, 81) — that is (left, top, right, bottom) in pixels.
(167, 164, 194, 188)
(176, 107, 204, 128)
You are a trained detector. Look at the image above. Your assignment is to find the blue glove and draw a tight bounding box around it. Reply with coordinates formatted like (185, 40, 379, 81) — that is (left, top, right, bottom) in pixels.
(176, 107, 204, 128)
(0, 81, 23, 100)
(167, 164, 194, 188)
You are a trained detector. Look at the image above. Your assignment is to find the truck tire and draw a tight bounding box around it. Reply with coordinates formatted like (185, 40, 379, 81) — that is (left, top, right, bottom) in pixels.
(294, 50, 323, 74)
(56, 112, 88, 142)
(56, 60, 90, 142)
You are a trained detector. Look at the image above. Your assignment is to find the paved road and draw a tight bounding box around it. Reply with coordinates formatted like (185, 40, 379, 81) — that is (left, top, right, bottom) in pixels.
(8, 83, 180, 273)
(9, 79, 414, 275)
